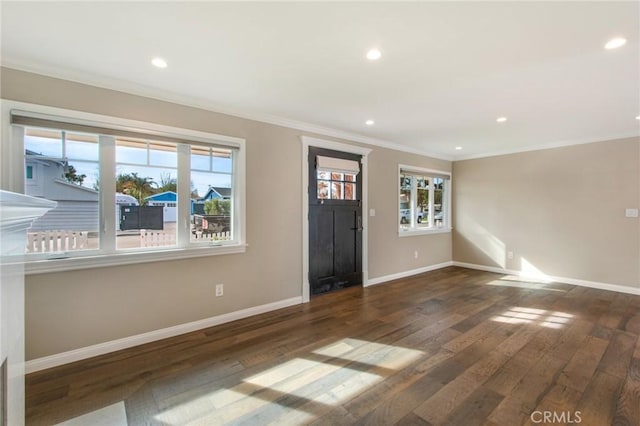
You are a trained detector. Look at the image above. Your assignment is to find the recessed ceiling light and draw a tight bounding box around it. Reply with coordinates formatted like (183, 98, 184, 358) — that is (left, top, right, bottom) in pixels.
(455, 146, 463, 150)
(636, 115, 640, 120)
(365, 119, 375, 126)
(366, 48, 382, 61)
(604, 37, 626, 50)
(151, 57, 168, 68)
(496, 117, 508, 123)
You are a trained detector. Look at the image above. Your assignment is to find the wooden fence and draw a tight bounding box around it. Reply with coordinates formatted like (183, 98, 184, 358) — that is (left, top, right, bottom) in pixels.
(26, 231, 89, 253)
(26, 230, 232, 251)
(140, 230, 231, 247)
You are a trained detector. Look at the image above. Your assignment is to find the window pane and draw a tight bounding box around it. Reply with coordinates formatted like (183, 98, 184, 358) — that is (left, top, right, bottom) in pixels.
(24, 129, 63, 158)
(149, 141, 177, 167)
(317, 170, 330, 180)
(212, 151, 232, 173)
(417, 177, 429, 227)
(345, 183, 356, 200)
(331, 172, 343, 181)
(331, 181, 343, 199)
(191, 146, 210, 170)
(434, 177, 444, 227)
(116, 139, 178, 250)
(24, 131, 100, 254)
(400, 174, 412, 191)
(317, 180, 329, 199)
(116, 139, 147, 165)
(66, 133, 99, 161)
(345, 174, 356, 182)
(400, 174, 412, 229)
(190, 144, 233, 243)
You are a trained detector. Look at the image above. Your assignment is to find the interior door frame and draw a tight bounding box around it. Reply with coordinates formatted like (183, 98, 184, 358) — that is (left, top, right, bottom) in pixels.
(301, 136, 372, 303)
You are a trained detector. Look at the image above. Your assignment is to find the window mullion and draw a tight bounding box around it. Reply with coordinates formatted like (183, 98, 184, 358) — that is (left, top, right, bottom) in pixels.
(99, 135, 116, 253)
(177, 144, 190, 247)
(410, 174, 417, 228)
(428, 179, 435, 228)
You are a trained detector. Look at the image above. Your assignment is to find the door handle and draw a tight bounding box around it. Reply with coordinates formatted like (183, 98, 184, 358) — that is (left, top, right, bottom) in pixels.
(352, 216, 363, 232)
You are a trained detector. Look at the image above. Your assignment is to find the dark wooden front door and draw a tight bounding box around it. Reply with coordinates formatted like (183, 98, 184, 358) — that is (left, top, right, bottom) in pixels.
(308, 147, 362, 296)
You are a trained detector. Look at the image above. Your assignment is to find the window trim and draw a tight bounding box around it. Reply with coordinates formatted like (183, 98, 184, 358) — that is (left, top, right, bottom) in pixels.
(1, 100, 247, 274)
(398, 164, 452, 236)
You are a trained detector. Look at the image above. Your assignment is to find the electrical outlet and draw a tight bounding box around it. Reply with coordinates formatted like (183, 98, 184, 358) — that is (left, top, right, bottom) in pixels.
(507, 251, 514, 260)
(215, 284, 224, 297)
(414, 250, 418, 259)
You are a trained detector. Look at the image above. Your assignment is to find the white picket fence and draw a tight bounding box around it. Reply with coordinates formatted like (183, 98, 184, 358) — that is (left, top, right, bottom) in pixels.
(140, 230, 176, 247)
(193, 230, 232, 242)
(26, 230, 232, 251)
(26, 231, 89, 253)
(140, 230, 231, 247)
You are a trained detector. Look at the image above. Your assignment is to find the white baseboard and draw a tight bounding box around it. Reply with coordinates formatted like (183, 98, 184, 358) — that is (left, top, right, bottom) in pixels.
(366, 261, 454, 287)
(452, 261, 640, 296)
(25, 296, 303, 374)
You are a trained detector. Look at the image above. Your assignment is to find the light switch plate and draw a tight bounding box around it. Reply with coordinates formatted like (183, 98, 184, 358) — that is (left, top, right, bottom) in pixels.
(369, 209, 376, 217)
(625, 208, 639, 218)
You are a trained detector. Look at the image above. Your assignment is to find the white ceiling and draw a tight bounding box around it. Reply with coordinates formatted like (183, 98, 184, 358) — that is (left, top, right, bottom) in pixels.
(2, 2, 639, 160)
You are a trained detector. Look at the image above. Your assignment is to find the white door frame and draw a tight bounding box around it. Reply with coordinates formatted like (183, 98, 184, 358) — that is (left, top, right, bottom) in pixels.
(301, 136, 372, 303)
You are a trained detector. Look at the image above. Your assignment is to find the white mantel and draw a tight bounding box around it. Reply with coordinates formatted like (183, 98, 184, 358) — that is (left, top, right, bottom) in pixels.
(0, 191, 55, 425)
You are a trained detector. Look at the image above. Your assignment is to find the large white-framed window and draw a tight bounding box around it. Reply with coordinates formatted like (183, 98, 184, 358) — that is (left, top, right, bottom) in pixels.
(398, 164, 451, 236)
(2, 102, 246, 273)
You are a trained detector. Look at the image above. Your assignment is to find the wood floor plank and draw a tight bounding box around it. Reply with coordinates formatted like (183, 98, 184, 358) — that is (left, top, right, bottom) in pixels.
(597, 329, 637, 379)
(556, 334, 609, 392)
(521, 384, 582, 426)
(613, 353, 640, 425)
(575, 370, 623, 426)
(440, 386, 504, 426)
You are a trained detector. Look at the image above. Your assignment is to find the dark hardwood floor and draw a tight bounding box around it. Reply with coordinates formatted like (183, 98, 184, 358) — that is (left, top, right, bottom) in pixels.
(26, 267, 640, 425)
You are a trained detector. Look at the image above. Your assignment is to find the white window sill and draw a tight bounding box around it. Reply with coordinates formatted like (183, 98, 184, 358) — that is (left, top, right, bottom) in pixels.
(24, 243, 247, 275)
(398, 227, 452, 237)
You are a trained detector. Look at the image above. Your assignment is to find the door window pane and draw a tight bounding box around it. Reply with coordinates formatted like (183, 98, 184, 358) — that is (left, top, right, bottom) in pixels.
(317, 169, 358, 200)
(331, 181, 343, 199)
(318, 181, 330, 199)
(345, 183, 355, 200)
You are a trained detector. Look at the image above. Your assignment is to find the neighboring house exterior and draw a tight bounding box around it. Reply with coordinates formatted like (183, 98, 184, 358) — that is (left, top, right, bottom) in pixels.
(145, 191, 177, 222)
(25, 151, 99, 232)
(202, 187, 231, 200)
(191, 186, 231, 215)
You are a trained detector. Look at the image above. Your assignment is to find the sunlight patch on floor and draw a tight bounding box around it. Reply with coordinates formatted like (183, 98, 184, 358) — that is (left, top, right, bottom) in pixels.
(487, 275, 563, 291)
(154, 338, 423, 425)
(55, 401, 127, 426)
(492, 307, 573, 329)
(312, 338, 424, 370)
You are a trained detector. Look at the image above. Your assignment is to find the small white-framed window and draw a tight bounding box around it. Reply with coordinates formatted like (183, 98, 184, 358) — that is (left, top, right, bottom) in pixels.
(398, 165, 451, 235)
(5, 104, 246, 273)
